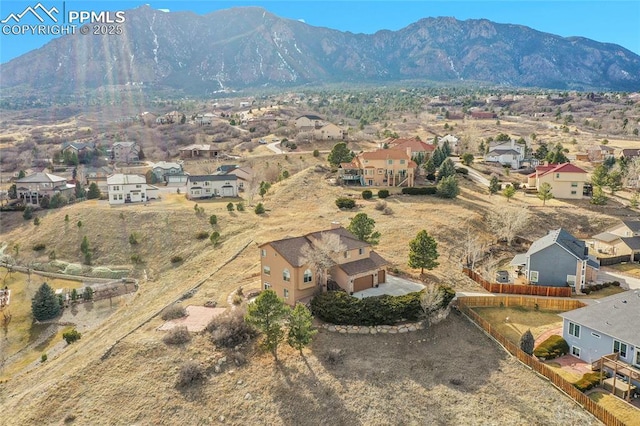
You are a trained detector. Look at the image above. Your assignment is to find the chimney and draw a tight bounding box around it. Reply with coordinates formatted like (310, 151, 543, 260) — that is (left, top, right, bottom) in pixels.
(406, 147, 412, 158)
(331, 221, 341, 229)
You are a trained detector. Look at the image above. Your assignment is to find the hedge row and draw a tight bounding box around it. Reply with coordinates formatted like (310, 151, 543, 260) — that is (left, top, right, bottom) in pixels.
(533, 335, 569, 359)
(401, 187, 437, 196)
(574, 371, 607, 392)
(310, 286, 455, 326)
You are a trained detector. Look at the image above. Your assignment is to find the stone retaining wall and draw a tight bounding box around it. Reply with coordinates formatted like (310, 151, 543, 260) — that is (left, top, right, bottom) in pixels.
(320, 321, 424, 334)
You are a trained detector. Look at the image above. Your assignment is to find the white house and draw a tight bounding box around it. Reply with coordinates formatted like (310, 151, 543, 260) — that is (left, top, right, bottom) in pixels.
(186, 175, 238, 199)
(107, 174, 159, 205)
(485, 140, 526, 169)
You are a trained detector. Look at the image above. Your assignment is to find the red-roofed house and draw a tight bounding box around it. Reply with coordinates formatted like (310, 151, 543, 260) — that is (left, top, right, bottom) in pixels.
(338, 148, 416, 187)
(527, 163, 588, 199)
(387, 137, 436, 158)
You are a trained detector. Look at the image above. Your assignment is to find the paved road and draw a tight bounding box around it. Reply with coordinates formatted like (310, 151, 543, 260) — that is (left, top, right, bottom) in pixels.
(266, 141, 283, 154)
(597, 268, 640, 290)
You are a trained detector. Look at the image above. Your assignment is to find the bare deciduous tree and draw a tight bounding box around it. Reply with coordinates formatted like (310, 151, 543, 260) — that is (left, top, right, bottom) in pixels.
(299, 233, 346, 289)
(486, 206, 531, 246)
(420, 284, 449, 326)
(463, 226, 487, 270)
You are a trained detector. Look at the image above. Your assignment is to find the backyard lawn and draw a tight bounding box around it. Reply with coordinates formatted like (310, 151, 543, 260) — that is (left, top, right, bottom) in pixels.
(472, 306, 563, 344)
(589, 390, 640, 426)
(608, 263, 640, 279)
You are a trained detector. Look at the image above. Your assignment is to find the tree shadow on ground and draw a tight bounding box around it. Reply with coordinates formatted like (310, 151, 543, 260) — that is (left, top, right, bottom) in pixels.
(271, 355, 362, 426)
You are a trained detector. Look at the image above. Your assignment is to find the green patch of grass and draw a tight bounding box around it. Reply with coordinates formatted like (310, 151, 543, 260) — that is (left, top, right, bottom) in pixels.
(473, 306, 563, 345)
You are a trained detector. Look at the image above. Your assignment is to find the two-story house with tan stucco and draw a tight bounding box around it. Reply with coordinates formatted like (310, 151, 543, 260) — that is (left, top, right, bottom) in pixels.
(338, 148, 416, 187)
(259, 225, 390, 305)
(589, 220, 640, 260)
(527, 163, 588, 199)
(15, 172, 75, 206)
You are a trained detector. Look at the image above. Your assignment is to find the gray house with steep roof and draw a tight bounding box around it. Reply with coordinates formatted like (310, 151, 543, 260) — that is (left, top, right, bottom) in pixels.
(559, 289, 640, 388)
(511, 228, 599, 290)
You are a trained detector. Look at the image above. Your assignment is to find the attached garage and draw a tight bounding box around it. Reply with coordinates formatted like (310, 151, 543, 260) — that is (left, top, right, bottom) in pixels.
(221, 185, 235, 197)
(353, 275, 374, 292)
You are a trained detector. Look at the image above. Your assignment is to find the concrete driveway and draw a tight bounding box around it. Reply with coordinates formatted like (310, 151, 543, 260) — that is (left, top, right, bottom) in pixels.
(352, 275, 425, 299)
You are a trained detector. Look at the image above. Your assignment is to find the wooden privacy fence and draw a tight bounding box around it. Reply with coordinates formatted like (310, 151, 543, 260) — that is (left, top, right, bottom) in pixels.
(457, 297, 626, 426)
(463, 268, 573, 297)
(459, 295, 584, 311)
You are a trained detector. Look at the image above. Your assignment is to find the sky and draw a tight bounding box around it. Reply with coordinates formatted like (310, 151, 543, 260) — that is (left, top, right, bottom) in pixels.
(1, 0, 639, 64)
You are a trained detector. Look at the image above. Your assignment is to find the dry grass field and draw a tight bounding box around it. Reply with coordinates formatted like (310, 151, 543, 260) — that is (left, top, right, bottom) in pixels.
(472, 306, 563, 344)
(0, 155, 632, 424)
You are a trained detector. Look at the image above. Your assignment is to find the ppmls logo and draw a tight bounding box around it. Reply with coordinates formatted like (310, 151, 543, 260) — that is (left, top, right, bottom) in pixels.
(1, 3, 60, 24)
(1, 2, 126, 36)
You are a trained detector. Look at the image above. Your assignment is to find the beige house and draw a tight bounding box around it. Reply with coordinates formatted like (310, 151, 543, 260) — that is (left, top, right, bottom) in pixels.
(589, 220, 640, 259)
(179, 144, 220, 160)
(339, 149, 416, 187)
(111, 141, 140, 164)
(313, 123, 347, 141)
(294, 114, 324, 131)
(387, 137, 436, 158)
(15, 172, 74, 206)
(527, 163, 587, 199)
(259, 226, 390, 305)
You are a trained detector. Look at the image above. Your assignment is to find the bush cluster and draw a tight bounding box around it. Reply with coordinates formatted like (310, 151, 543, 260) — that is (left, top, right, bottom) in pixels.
(377, 189, 390, 199)
(401, 187, 437, 195)
(170, 255, 183, 264)
(175, 361, 205, 388)
(574, 372, 607, 392)
(162, 326, 191, 345)
(63, 328, 82, 344)
(533, 335, 569, 359)
(335, 197, 356, 209)
(310, 286, 455, 326)
(583, 281, 620, 294)
(361, 190, 373, 200)
(196, 230, 210, 240)
(33, 243, 46, 251)
(206, 307, 257, 348)
(455, 167, 469, 175)
(161, 304, 187, 320)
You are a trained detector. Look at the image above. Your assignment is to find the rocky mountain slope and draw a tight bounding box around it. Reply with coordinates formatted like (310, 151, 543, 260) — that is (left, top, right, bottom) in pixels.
(1, 5, 639, 93)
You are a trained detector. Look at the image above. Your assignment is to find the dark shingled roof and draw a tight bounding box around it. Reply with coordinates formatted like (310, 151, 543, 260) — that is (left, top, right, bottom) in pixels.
(187, 174, 237, 183)
(621, 236, 640, 251)
(337, 251, 390, 275)
(527, 228, 588, 260)
(621, 220, 640, 234)
(306, 227, 368, 251)
(559, 290, 640, 347)
(268, 236, 312, 267)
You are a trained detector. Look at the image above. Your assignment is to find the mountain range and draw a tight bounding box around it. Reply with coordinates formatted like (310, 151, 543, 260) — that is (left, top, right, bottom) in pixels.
(1, 5, 639, 94)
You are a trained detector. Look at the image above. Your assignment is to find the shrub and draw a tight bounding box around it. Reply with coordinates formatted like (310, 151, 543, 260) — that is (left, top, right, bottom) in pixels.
(455, 167, 469, 175)
(383, 207, 393, 215)
(612, 281, 620, 287)
(226, 202, 234, 212)
(196, 230, 210, 240)
(312, 149, 320, 157)
(207, 214, 216, 226)
(232, 294, 243, 305)
(533, 335, 569, 359)
(175, 361, 205, 388)
(401, 187, 437, 195)
(130, 254, 143, 264)
(377, 189, 390, 199)
(41, 353, 47, 363)
(574, 372, 607, 392)
(161, 304, 187, 320)
(254, 203, 265, 214)
(170, 255, 183, 264)
(129, 233, 139, 245)
(362, 190, 373, 200)
(162, 326, 191, 345)
(310, 286, 454, 326)
(206, 306, 257, 348)
(23, 206, 33, 220)
(335, 197, 356, 209)
(63, 328, 82, 344)
(236, 202, 245, 212)
(375, 200, 387, 211)
(33, 217, 40, 226)
(33, 243, 46, 251)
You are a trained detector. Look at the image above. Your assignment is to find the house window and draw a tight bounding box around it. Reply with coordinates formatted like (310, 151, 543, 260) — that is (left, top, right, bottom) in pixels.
(569, 322, 580, 338)
(571, 346, 581, 358)
(136, 184, 141, 188)
(556, 173, 560, 178)
(284, 289, 289, 299)
(571, 182, 578, 187)
(118, 194, 123, 200)
(378, 169, 384, 174)
(283, 269, 290, 282)
(344, 251, 350, 259)
(613, 340, 627, 358)
(635, 350, 640, 367)
(591, 332, 601, 338)
(303, 269, 312, 283)
(400, 159, 405, 164)
(529, 271, 539, 283)
(261, 249, 267, 257)
(388, 160, 393, 165)
(113, 195, 117, 201)
(359, 248, 364, 255)
(571, 191, 577, 195)
(263, 266, 271, 276)
(263, 282, 271, 290)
